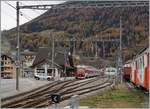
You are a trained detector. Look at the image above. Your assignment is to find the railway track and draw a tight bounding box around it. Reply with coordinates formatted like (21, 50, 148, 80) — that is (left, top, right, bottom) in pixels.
(125, 82, 149, 95)
(1, 76, 112, 108)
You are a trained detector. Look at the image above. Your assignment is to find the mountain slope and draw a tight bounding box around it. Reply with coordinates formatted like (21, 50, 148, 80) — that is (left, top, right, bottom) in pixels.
(2, 1, 149, 62)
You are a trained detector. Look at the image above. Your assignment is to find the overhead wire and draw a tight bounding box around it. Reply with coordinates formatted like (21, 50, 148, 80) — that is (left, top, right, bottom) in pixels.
(2, 2, 16, 21)
(36, 1, 48, 14)
(4, 1, 32, 21)
(39, 0, 44, 5)
(21, 1, 46, 16)
(37, 1, 46, 14)
(20, 1, 41, 14)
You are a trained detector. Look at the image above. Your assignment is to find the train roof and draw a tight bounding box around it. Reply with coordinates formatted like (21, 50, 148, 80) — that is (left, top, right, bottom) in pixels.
(124, 46, 149, 65)
(137, 47, 148, 55)
(76, 65, 99, 71)
(134, 47, 149, 59)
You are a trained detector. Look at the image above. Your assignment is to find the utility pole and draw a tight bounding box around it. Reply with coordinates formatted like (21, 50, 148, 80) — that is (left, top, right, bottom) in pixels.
(16, 1, 20, 91)
(116, 51, 119, 85)
(64, 49, 67, 80)
(51, 32, 54, 77)
(119, 16, 123, 84)
(102, 39, 105, 58)
(73, 37, 76, 55)
(95, 35, 98, 58)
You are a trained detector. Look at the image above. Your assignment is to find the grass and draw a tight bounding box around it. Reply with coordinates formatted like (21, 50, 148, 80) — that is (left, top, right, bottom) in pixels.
(80, 84, 148, 108)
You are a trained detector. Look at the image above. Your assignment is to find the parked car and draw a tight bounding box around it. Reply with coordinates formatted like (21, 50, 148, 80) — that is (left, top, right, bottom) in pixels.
(34, 68, 59, 81)
(34, 74, 53, 81)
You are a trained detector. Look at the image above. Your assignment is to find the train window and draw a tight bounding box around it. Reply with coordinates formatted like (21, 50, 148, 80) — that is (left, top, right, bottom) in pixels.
(111, 70, 116, 72)
(78, 68, 84, 72)
(142, 56, 144, 66)
(148, 53, 149, 65)
(139, 59, 141, 69)
(137, 60, 140, 73)
(141, 58, 142, 69)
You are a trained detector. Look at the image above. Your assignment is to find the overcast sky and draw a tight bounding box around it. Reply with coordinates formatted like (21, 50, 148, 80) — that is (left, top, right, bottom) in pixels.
(1, 1, 65, 31)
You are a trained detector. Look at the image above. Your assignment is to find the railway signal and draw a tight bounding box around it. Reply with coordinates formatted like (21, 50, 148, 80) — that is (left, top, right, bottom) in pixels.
(51, 93, 61, 104)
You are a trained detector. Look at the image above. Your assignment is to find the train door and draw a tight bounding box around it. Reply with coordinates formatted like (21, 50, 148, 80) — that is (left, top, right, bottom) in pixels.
(135, 60, 140, 85)
(140, 55, 145, 86)
(137, 57, 143, 86)
(131, 62, 135, 83)
(143, 51, 149, 90)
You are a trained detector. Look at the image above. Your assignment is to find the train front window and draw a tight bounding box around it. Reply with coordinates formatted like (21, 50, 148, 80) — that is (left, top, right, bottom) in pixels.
(78, 68, 84, 72)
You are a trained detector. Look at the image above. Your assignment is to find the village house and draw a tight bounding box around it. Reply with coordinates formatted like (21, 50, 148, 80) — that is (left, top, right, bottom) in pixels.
(1, 54, 16, 79)
(31, 47, 75, 80)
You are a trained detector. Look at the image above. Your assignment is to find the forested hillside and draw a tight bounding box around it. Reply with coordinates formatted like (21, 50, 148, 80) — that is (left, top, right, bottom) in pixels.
(2, 1, 149, 62)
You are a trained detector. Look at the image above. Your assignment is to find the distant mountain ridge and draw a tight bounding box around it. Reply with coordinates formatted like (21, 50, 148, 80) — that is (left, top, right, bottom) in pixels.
(2, 1, 149, 62)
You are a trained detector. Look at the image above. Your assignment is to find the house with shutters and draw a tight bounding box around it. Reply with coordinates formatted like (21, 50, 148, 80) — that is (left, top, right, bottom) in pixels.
(1, 54, 16, 79)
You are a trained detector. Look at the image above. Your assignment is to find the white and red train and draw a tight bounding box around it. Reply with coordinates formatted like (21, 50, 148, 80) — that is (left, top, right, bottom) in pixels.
(123, 47, 149, 91)
(75, 65, 101, 79)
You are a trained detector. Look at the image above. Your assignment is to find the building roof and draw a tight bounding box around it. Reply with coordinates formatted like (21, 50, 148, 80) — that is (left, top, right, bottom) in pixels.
(1, 54, 15, 62)
(55, 52, 65, 65)
(32, 47, 51, 67)
(21, 49, 36, 55)
(31, 47, 70, 68)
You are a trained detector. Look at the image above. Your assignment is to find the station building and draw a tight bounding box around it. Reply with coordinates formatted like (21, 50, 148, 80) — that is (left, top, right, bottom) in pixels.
(31, 47, 75, 80)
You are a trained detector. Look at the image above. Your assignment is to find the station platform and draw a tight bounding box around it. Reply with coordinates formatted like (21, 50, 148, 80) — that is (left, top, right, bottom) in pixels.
(0, 78, 49, 99)
(0, 77, 76, 99)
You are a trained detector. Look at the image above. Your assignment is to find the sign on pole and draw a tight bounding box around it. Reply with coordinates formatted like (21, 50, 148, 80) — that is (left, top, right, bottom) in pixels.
(51, 93, 61, 104)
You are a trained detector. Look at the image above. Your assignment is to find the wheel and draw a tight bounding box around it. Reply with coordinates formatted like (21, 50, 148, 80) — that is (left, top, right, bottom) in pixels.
(47, 78, 51, 81)
(35, 76, 40, 80)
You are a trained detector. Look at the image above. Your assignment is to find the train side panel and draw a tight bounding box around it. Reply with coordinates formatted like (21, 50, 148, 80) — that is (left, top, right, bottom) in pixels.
(130, 48, 149, 91)
(143, 51, 149, 90)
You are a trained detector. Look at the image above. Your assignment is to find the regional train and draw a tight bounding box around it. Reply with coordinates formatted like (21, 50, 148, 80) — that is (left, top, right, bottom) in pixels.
(75, 65, 101, 79)
(122, 47, 149, 91)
